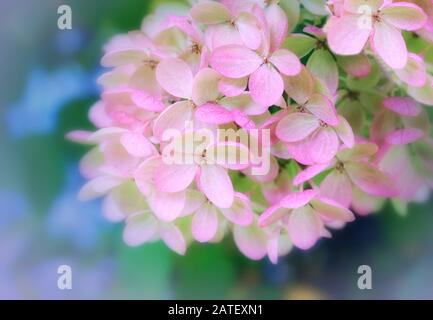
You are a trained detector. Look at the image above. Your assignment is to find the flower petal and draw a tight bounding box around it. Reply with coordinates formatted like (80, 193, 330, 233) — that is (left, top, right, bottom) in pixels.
(236, 12, 262, 50)
(293, 162, 333, 186)
(148, 190, 186, 222)
(305, 93, 339, 126)
(192, 203, 219, 242)
(123, 213, 158, 247)
(190, 1, 232, 24)
(191, 67, 221, 106)
(395, 53, 427, 87)
(218, 77, 248, 97)
(131, 91, 165, 112)
(210, 45, 262, 78)
(335, 116, 355, 148)
(249, 64, 285, 107)
(155, 163, 197, 193)
(153, 101, 194, 140)
(160, 224, 186, 255)
(311, 195, 355, 222)
(345, 161, 399, 197)
(307, 127, 340, 164)
(382, 2, 427, 31)
(156, 58, 193, 98)
(372, 21, 408, 69)
(320, 170, 353, 208)
(233, 221, 268, 260)
(288, 206, 322, 250)
(266, 3, 289, 51)
(195, 103, 234, 124)
(385, 128, 424, 145)
(327, 15, 371, 56)
(220, 193, 254, 226)
(120, 132, 156, 158)
(280, 189, 318, 209)
(383, 96, 422, 117)
(283, 66, 314, 105)
(276, 113, 320, 143)
(269, 49, 301, 76)
(337, 54, 372, 78)
(199, 164, 234, 208)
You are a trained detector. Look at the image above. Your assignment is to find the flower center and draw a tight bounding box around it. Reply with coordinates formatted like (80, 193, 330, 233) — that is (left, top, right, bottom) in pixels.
(143, 59, 158, 69)
(336, 162, 345, 173)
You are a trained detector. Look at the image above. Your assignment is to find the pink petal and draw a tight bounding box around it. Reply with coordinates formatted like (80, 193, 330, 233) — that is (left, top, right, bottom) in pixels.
(78, 176, 124, 201)
(307, 127, 340, 164)
(372, 22, 408, 69)
(190, 1, 232, 24)
(148, 190, 186, 222)
(120, 132, 156, 158)
(210, 44, 262, 78)
(407, 77, 433, 106)
(305, 93, 339, 126)
(335, 116, 355, 148)
(134, 156, 161, 196)
(276, 113, 320, 143)
(180, 189, 207, 216)
(286, 140, 315, 166)
(269, 49, 302, 76)
(195, 103, 234, 124)
(337, 143, 379, 162)
(131, 91, 165, 112)
(344, 0, 385, 14)
(293, 162, 333, 186)
(266, 3, 289, 52)
(199, 164, 234, 208)
(259, 204, 288, 227)
(191, 67, 220, 106)
(382, 2, 427, 31)
(218, 77, 248, 97)
(233, 222, 268, 260)
(280, 189, 318, 209)
(101, 49, 147, 67)
(345, 161, 399, 197)
(154, 163, 197, 193)
(192, 203, 219, 242)
(123, 213, 158, 247)
(385, 128, 424, 145)
(153, 101, 194, 140)
(311, 195, 355, 222)
(156, 58, 193, 98)
(327, 15, 371, 56)
(287, 206, 322, 250)
(220, 193, 254, 226)
(337, 54, 372, 77)
(351, 186, 384, 216)
(160, 224, 186, 255)
(236, 12, 262, 50)
(205, 141, 250, 170)
(383, 96, 422, 117)
(283, 66, 314, 105)
(249, 64, 284, 107)
(320, 170, 353, 208)
(395, 53, 427, 87)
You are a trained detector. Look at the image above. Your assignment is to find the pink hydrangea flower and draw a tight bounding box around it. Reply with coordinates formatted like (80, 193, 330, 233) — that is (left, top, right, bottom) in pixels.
(326, 0, 427, 69)
(69, 0, 433, 262)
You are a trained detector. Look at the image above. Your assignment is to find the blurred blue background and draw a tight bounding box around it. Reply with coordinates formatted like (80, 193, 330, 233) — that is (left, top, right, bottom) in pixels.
(0, 0, 432, 299)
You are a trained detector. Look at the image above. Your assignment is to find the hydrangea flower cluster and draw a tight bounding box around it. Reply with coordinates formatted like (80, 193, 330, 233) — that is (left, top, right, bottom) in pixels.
(69, 0, 433, 263)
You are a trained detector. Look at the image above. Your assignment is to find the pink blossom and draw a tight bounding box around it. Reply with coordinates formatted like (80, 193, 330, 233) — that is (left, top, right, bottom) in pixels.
(326, 0, 427, 69)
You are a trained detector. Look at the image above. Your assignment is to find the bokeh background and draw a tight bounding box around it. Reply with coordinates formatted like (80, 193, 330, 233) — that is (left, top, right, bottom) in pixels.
(1, 0, 433, 300)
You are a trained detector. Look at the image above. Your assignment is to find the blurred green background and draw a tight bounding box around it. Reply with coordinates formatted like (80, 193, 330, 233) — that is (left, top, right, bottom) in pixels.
(0, 0, 432, 299)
